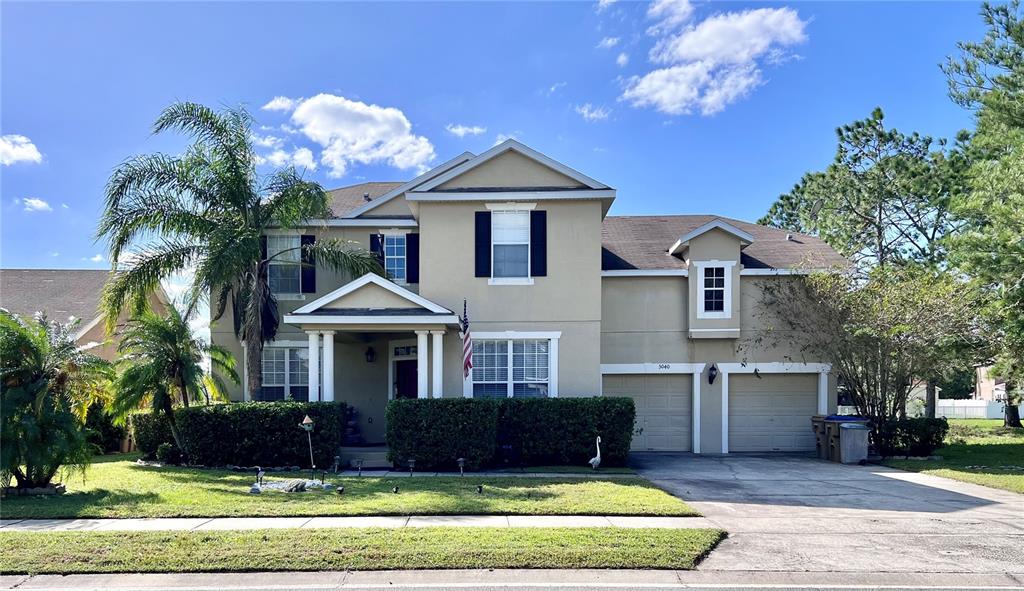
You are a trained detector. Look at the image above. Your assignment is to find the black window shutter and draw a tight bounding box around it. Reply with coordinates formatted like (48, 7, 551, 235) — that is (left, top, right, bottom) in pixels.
(530, 210, 547, 277)
(260, 235, 268, 260)
(475, 211, 491, 278)
(369, 233, 384, 270)
(406, 233, 420, 284)
(300, 235, 316, 293)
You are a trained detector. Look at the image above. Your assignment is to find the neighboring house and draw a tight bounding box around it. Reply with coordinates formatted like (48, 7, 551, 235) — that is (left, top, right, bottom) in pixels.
(212, 140, 847, 454)
(974, 366, 1007, 402)
(0, 268, 167, 360)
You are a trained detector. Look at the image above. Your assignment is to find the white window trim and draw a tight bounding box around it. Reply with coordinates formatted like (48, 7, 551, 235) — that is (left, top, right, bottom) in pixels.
(261, 344, 313, 401)
(489, 208, 531, 282)
(462, 331, 560, 398)
(695, 260, 735, 319)
(381, 231, 409, 286)
(266, 233, 304, 297)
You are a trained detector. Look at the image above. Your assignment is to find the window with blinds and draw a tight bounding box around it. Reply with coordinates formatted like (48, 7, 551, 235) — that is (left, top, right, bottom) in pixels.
(491, 211, 530, 278)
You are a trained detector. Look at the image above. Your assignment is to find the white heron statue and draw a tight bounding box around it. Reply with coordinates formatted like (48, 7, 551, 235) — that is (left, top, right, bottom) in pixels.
(588, 436, 602, 470)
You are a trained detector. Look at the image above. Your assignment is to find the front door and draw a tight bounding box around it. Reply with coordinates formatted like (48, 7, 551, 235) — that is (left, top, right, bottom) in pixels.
(395, 359, 418, 399)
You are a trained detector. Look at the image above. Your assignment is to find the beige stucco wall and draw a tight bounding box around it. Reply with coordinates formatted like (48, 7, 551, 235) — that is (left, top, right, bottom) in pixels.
(437, 150, 586, 190)
(686, 229, 742, 337)
(324, 283, 421, 309)
(361, 196, 413, 218)
(418, 199, 604, 397)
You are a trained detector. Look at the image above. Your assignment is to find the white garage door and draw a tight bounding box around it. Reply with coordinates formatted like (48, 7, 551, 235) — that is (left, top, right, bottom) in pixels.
(603, 374, 691, 451)
(729, 374, 817, 452)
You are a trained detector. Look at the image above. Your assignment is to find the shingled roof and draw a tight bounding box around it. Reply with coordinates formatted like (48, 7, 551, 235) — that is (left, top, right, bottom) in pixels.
(0, 269, 110, 323)
(601, 215, 847, 271)
(327, 181, 405, 217)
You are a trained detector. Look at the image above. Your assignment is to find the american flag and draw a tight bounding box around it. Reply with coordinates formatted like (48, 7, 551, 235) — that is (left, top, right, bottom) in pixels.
(460, 299, 473, 379)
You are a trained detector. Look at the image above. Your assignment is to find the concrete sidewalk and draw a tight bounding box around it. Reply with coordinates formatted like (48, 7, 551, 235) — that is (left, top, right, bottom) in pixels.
(2, 569, 1022, 590)
(0, 514, 713, 532)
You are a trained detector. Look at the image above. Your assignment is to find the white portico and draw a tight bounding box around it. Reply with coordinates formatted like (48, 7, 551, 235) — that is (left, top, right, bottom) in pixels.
(282, 273, 459, 404)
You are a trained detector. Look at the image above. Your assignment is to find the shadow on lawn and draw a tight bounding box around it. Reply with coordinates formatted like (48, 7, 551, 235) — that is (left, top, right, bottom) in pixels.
(0, 489, 162, 518)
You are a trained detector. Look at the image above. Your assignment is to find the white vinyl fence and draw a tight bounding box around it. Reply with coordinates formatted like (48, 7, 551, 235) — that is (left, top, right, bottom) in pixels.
(936, 400, 1016, 419)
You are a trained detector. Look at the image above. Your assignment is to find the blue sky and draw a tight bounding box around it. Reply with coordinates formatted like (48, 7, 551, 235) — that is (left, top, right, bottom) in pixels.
(2, 1, 984, 272)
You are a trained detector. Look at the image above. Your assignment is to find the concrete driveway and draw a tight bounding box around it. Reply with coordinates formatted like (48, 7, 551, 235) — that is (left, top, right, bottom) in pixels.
(631, 453, 1024, 574)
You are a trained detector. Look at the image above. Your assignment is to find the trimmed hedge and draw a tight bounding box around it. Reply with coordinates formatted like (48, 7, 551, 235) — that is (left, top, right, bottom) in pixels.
(86, 404, 128, 454)
(129, 413, 175, 459)
(385, 397, 635, 470)
(877, 417, 949, 457)
(175, 402, 349, 467)
(497, 398, 634, 467)
(385, 399, 498, 470)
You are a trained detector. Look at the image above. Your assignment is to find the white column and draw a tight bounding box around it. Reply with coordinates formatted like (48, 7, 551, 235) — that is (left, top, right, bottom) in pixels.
(817, 371, 829, 415)
(720, 371, 729, 454)
(307, 332, 320, 402)
(548, 337, 559, 398)
(321, 331, 335, 402)
(416, 330, 429, 399)
(692, 369, 702, 454)
(430, 331, 444, 398)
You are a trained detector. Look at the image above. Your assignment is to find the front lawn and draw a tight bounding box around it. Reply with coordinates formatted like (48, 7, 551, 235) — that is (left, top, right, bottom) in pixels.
(0, 527, 725, 573)
(885, 418, 1024, 494)
(0, 456, 694, 519)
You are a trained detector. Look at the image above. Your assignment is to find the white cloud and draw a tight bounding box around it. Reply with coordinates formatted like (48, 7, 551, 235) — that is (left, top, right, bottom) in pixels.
(255, 147, 317, 171)
(0, 134, 43, 165)
(596, 0, 617, 13)
(85, 254, 104, 263)
(251, 133, 284, 148)
(596, 36, 620, 49)
(446, 123, 487, 138)
(61, 203, 69, 209)
(493, 133, 520, 146)
(18, 197, 52, 212)
(261, 96, 300, 112)
(646, 0, 694, 36)
(623, 5, 807, 116)
(49, 251, 59, 257)
(544, 82, 567, 96)
(616, 52, 630, 67)
(575, 104, 612, 122)
(285, 93, 436, 178)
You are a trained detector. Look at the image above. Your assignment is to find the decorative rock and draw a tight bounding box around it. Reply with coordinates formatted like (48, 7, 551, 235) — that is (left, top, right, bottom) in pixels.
(283, 479, 307, 493)
(249, 484, 262, 494)
(323, 483, 335, 492)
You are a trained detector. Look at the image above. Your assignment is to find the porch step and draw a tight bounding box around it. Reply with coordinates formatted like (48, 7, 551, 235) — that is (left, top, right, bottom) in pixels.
(339, 446, 392, 470)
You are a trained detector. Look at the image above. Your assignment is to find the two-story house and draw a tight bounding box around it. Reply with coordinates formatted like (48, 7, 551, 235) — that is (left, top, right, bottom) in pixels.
(212, 139, 847, 455)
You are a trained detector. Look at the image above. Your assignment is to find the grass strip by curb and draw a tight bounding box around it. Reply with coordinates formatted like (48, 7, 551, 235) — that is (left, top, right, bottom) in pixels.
(0, 460, 695, 519)
(0, 527, 725, 573)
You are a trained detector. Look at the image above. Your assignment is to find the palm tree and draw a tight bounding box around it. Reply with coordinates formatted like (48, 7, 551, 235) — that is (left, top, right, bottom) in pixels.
(0, 311, 112, 489)
(110, 306, 238, 451)
(97, 102, 381, 397)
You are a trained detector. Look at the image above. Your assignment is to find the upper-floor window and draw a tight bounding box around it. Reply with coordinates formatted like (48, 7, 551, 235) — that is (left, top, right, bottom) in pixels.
(384, 234, 406, 283)
(492, 210, 530, 278)
(697, 262, 732, 319)
(267, 235, 301, 295)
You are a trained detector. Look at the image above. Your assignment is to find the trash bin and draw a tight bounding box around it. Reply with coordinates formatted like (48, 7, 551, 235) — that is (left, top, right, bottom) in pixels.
(839, 423, 869, 465)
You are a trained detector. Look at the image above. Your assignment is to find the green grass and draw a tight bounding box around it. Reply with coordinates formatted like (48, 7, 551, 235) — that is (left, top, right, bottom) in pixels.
(0, 527, 725, 573)
(0, 457, 694, 519)
(885, 418, 1024, 494)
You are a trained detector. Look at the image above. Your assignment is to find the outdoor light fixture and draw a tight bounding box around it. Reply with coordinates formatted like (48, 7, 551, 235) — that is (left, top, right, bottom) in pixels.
(407, 459, 416, 475)
(457, 457, 466, 477)
(353, 458, 364, 477)
(754, 368, 762, 379)
(365, 346, 376, 363)
(708, 364, 719, 385)
(299, 415, 315, 480)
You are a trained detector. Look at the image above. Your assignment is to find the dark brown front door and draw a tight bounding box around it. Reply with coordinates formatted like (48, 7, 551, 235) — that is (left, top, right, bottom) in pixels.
(395, 359, 418, 399)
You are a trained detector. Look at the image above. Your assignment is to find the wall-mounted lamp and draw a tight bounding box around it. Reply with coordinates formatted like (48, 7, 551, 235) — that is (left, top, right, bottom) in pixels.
(754, 368, 762, 379)
(708, 364, 718, 385)
(365, 346, 376, 363)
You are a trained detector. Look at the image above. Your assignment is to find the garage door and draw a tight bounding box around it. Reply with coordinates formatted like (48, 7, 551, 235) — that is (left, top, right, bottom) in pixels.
(729, 374, 816, 452)
(603, 374, 691, 451)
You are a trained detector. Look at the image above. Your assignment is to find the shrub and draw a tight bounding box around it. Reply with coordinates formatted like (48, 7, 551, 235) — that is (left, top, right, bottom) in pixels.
(155, 442, 182, 465)
(496, 398, 634, 467)
(175, 402, 349, 467)
(385, 399, 498, 470)
(85, 404, 127, 454)
(877, 417, 949, 457)
(384, 397, 635, 470)
(129, 413, 175, 459)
